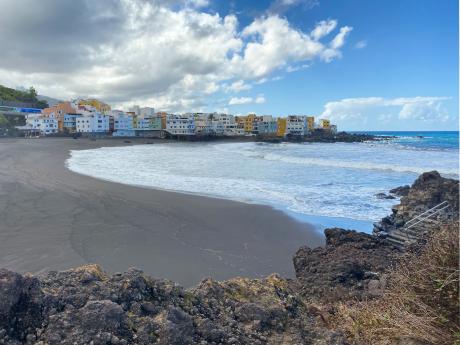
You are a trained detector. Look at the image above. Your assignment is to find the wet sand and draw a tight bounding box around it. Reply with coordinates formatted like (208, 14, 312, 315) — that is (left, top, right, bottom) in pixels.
(0, 138, 324, 286)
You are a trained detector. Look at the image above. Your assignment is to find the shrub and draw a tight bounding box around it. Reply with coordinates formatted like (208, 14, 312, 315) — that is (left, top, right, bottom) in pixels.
(333, 222, 459, 344)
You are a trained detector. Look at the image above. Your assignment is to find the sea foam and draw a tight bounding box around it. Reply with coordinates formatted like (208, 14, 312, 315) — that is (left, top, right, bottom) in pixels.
(67, 140, 459, 226)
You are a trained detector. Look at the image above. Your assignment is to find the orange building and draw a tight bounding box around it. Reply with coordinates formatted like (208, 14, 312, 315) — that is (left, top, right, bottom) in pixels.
(157, 112, 168, 129)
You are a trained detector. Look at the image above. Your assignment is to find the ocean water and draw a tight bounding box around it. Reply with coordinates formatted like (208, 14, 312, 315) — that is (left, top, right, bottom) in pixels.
(67, 132, 459, 233)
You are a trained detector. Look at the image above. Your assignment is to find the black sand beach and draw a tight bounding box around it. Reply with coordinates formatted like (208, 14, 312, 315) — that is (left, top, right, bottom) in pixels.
(0, 138, 323, 286)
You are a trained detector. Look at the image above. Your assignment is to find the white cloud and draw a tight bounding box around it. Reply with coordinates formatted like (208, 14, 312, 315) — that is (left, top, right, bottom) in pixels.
(355, 40, 367, 49)
(228, 94, 266, 105)
(286, 64, 309, 72)
(320, 26, 353, 62)
(255, 95, 266, 104)
(311, 20, 337, 41)
(226, 80, 252, 93)
(0, 0, 352, 112)
(268, 0, 319, 14)
(321, 96, 451, 123)
(330, 26, 353, 49)
(229, 97, 253, 105)
(185, 0, 210, 8)
(236, 16, 333, 78)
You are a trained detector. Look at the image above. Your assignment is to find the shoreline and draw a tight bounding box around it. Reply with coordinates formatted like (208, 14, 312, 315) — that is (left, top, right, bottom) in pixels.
(0, 137, 324, 287)
(67, 151, 375, 234)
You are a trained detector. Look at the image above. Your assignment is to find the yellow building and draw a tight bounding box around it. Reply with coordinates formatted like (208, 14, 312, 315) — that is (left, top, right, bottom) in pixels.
(78, 99, 111, 114)
(276, 118, 286, 137)
(244, 113, 257, 133)
(320, 119, 330, 130)
(307, 116, 315, 132)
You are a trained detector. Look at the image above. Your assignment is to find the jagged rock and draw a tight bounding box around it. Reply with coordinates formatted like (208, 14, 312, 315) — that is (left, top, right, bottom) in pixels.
(0, 269, 43, 343)
(374, 171, 459, 235)
(293, 228, 400, 301)
(389, 185, 410, 197)
(375, 192, 396, 199)
(0, 266, 346, 344)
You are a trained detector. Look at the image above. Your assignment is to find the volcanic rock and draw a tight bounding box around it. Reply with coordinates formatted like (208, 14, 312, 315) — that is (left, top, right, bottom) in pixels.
(373, 171, 459, 235)
(293, 228, 400, 302)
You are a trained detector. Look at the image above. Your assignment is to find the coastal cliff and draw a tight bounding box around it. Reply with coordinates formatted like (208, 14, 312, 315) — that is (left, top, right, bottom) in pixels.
(373, 170, 459, 236)
(0, 171, 458, 345)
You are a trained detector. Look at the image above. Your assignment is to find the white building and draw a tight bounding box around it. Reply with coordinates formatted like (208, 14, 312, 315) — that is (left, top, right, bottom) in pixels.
(22, 114, 58, 135)
(286, 115, 307, 136)
(76, 113, 110, 133)
(194, 113, 212, 135)
(166, 114, 195, 136)
(210, 120, 224, 136)
(222, 123, 245, 136)
(214, 113, 234, 126)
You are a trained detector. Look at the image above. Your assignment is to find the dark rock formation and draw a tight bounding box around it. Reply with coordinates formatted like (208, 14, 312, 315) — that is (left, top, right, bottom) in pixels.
(375, 192, 396, 200)
(389, 185, 410, 197)
(293, 228, 401, 302)
(0, 265, 345, 345)
(373, 171, 459, 235)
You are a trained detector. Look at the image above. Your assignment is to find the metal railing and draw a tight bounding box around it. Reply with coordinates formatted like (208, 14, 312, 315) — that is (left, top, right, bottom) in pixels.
(402, 201, 451, 234)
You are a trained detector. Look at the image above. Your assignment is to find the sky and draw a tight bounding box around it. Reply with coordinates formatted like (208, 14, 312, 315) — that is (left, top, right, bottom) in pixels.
(0, 0, 458, 130)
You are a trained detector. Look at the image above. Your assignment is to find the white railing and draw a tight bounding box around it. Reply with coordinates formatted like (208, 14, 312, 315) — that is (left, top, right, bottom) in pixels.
(402, 201, 451, 233)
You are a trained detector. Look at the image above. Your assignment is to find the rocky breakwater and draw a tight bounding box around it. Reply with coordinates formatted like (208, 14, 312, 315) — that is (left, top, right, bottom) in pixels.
(373, 171, 459, 236)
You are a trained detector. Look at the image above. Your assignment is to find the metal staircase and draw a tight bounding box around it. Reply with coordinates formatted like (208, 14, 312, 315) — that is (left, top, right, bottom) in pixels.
(386, 201, 451, 247)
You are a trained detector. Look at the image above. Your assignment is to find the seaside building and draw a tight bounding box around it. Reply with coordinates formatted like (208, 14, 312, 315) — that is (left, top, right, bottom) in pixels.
(63, 114, 83, 134)
(134, 115, 162, 137)
(214, 113, 234, 127)
(78, 99, 111, 115)
(286, 115, 307, 136)
(254, 115, 277, 135)
(210, 119, 225, 136)
(22, 113, 58, 135)
(41, 102, 78, 133)
(194, 113, 213, 135)
(307, 116, 315, 133)
(276, 118, 287, 137)
(166, 114, 195, 136)
(113, 112, 135, 136)
(76, 113, 110, 134)
(320, 119, 331, 130)
(330, 124, 337, 134)
(244, 114, 257, 134)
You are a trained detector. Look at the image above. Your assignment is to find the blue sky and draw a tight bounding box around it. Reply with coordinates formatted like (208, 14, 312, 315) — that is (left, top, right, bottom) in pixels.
(211, 0, 459, 130)
(0, 0, 458, 130)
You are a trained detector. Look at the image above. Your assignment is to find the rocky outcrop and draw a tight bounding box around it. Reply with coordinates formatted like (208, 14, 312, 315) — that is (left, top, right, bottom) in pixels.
(293, 228, 401, 302)
(389, 185, 410, 197)
(0, 264, 346, 345)
(373, 171, 459, 235)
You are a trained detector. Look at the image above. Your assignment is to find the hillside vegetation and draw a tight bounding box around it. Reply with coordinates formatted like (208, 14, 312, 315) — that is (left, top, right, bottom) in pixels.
(0, 84, 48, 109)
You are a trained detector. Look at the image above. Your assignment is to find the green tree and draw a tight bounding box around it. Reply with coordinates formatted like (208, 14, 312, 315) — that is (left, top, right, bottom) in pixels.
(0, 114, 9, 127)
